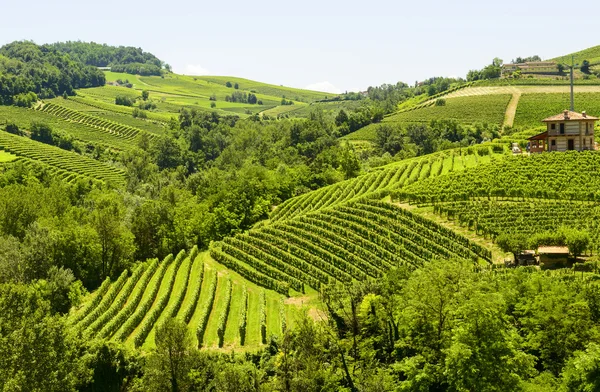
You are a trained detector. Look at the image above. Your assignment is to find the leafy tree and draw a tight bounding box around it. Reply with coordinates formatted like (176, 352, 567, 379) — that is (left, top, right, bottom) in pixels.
(141, 90, 149, 100)
(562, 343, 600, 392)
(581, 60, 591, 74)
(143, 318, 193, 392)
(115, 96, 134, 106)
(234, 83, 239, 89)
(335, 109, 349, 126)
(225, 81, 232, 88)
(496, 233, 529, 260)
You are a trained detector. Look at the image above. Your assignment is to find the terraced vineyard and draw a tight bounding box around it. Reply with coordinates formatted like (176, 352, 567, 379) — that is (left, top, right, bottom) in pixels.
(70, 247, 294, 350)
(0, 105, 137, 151)
(429, 200, 600, 250)
(37, 102, 157, 144)
(395, 151, 600, 203)
(271, 146, 506, 222)
(0, 131, 125, 185)
(210, 199, 492, 294)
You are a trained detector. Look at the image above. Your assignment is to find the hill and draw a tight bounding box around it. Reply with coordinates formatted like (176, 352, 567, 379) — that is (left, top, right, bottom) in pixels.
(551, 45, 600, 66)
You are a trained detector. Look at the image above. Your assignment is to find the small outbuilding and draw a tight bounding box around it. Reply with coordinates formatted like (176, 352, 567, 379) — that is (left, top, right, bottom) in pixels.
(538, 246, 570, 268)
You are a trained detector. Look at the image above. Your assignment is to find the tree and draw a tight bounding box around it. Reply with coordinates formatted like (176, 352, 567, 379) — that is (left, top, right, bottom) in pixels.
(225, 81, 232, 88)
(562, 343, 600, 392)
(234, 83, 239, 89)
(563, 228, 590, 259)
(581, 60, 591, 74)
(496, 233, 529, 260)
(335, 109, 349, 126)
(375, 124, 404, 155)
(30, 122, 54, 144)
(141, 90, 150, 100)
(143, 318, 193, 392)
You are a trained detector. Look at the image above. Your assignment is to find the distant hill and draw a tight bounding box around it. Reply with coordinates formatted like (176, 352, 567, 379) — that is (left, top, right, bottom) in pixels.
(550, 45, 600, 66)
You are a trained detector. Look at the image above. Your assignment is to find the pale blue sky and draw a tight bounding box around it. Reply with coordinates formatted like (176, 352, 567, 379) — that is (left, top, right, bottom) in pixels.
(2, 0, 600, 93)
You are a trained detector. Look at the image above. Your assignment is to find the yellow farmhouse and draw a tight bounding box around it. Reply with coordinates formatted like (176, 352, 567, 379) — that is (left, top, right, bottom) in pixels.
(528, 110, 597, 153)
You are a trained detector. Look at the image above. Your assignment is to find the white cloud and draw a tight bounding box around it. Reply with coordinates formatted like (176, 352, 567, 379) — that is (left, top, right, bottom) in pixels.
(182, 64, 211, 76)
(304, 81, 342, 94)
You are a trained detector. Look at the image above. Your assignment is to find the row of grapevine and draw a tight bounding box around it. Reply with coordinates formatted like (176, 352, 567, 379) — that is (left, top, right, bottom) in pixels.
(85, 264, 151, 336)
(196, 272, 218, 348)
(210, 246, 290, 295)
(211, 199, 492, 292)
(238, 287, 248, 345)
(0, 131, 125, 185)
(113, 254, 174, 341)
(70, 276, 111, 325)
(259, 290, 267, 344)
(396, 151, 600, 203)
(216, 280, 232, 347)
(181, 262, 204, 324)
(38, 102, 155, 142)
(76, 269, 130, 330)
(94, 259, 160, 339)
(431, 200, 600, 251)
(132, 250, 187, 347)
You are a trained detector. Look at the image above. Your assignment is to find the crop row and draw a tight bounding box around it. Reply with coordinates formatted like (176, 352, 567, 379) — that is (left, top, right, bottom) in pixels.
(216, 280, 232, 347)
(112, 255, 174, 341)
(238, 287, 248, 345)
(211, 199, 492, 292)
(0, 131, 125, 185)
(396, 151, 600, 203)
(76, 268, 130, 331)
(132, 250, 187, 347)
(94, 259, 160, 339)
(39, 102, 156, 142)
(196, 272, 218, 348)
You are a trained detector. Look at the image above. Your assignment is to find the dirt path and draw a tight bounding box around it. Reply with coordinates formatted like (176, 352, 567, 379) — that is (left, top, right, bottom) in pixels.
(503, 92, 521, 128)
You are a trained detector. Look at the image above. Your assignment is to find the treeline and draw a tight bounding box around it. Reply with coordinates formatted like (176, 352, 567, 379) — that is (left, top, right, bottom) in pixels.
(50, 41, 165, 76)
(374, 119, 500, 157)
(0, 41, 105, 105)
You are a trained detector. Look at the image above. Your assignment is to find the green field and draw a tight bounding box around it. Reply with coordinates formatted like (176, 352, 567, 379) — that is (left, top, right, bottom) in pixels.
(513, 93, 600, 129)
(551, 45, 600, 67)
(345, 94, 512, 141)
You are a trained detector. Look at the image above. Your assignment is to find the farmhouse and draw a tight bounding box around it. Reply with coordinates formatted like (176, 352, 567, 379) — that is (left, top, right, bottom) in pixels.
(501, 61, 558, 76)
(538, 246, 570, 268)
(528, 110, 597, 153)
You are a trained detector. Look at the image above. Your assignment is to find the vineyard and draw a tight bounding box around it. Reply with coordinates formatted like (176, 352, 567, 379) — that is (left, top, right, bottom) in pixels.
(513, 93, 600, 129)
(428, 200, 600, 251)
(210, 199, 492, 294)
(345, 94, 512, 142)
(69, 247, 295, 350)
(37, 102, 157, 146)
(0, 105, 138, 151)
(270, 146, 506, 222)
(0, 131, 125, 185)
(394, 151, 600, 203)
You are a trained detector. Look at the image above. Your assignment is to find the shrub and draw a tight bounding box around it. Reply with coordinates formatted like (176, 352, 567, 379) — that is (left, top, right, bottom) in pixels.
(115, 96, 134, 106)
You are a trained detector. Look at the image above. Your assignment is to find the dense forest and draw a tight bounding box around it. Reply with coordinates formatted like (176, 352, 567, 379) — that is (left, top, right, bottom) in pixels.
(0, 41, 105, 105)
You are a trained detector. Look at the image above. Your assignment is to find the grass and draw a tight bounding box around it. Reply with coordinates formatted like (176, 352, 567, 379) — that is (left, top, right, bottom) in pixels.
(0, 150, 16, 163)
(551, 45, 600, 67)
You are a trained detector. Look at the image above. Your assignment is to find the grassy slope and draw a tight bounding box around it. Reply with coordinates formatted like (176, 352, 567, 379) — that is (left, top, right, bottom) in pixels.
(0, 150, 17, 162)
(551, 45, 600, 66)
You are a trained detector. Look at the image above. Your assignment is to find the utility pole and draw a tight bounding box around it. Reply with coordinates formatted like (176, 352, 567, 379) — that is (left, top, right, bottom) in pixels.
(570, 55, 575, 111)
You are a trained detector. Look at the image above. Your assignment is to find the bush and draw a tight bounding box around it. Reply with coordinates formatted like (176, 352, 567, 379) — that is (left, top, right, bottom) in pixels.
(115, 96, 134, 106)
(132, 108, 147, 119)
(13, 92, 38, 108)
(4, 122, 22, 136)
(225, 81, 232, 88)
(210, 102, 216, 108)
(435, 98, 446, 106)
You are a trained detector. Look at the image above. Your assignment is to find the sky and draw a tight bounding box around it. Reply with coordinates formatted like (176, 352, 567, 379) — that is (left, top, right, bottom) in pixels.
(2, 0, 600, 94)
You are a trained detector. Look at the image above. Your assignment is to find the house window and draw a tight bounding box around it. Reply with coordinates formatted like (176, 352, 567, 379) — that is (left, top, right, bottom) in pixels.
(551, 124, 556, 130)
(551, 139, 556, 146)
(560, 123, 565, 134)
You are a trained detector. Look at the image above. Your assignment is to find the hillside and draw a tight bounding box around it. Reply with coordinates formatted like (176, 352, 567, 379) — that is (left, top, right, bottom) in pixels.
(6, 40, 600, 391)
(551, 44, 600, 66)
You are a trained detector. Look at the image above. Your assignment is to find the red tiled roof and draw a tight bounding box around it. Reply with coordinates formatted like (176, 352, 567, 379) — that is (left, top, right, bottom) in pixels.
(542, 111, 599, 122)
